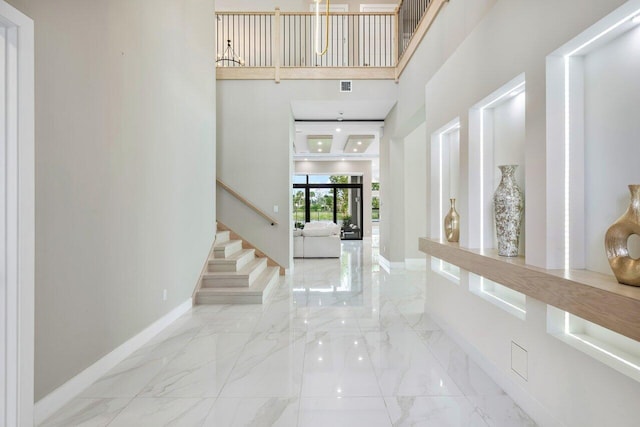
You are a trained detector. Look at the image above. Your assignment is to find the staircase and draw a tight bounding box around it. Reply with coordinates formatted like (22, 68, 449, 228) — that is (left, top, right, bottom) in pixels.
(194, 230, 280, 304)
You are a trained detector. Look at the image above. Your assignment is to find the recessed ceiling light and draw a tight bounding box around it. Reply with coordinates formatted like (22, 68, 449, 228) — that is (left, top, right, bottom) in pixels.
(336, 128, 341, 132)
(353, 149, 357, 152)
(317, 149, 322, 152)
(304, 158, 308, 161)
(341, 158, 345, 161)
(318, 141, 323, 145)
(357, 141, 362, 145)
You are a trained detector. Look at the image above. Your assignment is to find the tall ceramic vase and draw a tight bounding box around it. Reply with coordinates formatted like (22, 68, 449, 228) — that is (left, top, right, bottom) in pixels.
(493, 165, 524, 257)
(444, 198, 460, 242)
(605, 185, 640, 286)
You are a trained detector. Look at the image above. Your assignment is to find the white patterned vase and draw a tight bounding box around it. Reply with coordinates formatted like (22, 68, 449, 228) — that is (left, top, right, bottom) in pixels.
(493, 165, 524, 257)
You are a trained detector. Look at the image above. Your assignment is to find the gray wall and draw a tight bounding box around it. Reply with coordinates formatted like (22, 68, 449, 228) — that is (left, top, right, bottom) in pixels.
(8, 0, 217, 400)
(217, 79, 396, 268)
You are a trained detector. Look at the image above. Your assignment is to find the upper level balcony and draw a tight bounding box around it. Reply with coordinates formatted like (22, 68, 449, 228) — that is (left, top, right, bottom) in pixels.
(215, 0, 447, 82)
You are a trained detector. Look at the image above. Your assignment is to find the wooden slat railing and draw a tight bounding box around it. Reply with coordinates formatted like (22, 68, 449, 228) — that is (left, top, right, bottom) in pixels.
(217, 179, 279, 226)
(395, 0, 448, 79)
(216, 1, 447, 81)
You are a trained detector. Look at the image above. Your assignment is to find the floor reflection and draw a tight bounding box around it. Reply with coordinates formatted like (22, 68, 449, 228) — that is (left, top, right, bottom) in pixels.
(292, 241, 366, 308)
(39, 234, 536, 427)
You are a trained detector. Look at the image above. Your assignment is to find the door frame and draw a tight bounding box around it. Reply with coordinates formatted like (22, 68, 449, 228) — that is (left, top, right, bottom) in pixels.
(0, 2, 35, 426)
(294, 182, 364, 240)
(359, 4, 397, 66)
(309, 3, 349, 66)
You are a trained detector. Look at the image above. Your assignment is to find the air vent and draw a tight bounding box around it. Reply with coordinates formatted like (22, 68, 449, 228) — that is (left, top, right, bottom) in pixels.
(340, 80, 352, 92)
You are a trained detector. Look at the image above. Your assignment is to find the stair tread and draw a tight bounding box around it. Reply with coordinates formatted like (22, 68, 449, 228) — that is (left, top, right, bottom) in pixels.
(213, 239, 242, 250)
(197, 267, 279, 296)
(216, 230, 230, 238)
(208, 249, 255, 263)
(203, 257, 266, 278)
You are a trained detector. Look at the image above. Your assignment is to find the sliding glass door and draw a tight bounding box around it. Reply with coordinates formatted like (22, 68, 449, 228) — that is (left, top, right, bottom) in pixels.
(293, 175, 364, 240)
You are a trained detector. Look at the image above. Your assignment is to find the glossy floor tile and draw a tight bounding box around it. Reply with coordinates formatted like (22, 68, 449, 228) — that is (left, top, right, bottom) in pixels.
(39, 238, 536, 426)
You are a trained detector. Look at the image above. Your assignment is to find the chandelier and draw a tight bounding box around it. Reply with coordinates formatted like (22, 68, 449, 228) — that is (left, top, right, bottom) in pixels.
(216, 39, 244, 66)
(315, 0, 331, 56)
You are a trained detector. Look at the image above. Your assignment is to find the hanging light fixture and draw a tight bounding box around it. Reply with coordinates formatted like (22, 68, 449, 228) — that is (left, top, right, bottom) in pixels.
(216, 39, 244, 66)
(315, 0, 331, 56)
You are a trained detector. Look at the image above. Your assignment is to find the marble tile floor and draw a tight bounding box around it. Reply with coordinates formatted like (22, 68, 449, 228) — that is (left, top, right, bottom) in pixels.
(40, 240, 536, 427)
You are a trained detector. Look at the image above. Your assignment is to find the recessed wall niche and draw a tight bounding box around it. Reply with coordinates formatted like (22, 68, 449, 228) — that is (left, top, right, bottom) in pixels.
(546, 0, 640, 270)
(468, 74, 526, 255)
(429, 118, 460, 241)
(469, 273, 526, 320)
(547, 305, 640, 383)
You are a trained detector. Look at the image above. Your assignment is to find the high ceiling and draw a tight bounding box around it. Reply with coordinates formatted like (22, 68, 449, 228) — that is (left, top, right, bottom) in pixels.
(291, 99, 395, 160)
(294, 121, 383, 160)
(290, 99, 396, 121)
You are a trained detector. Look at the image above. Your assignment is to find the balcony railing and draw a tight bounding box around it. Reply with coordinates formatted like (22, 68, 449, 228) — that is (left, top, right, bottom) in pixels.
(217, 13, 275, 67)
(397, 0, 432, 60)
(215, 0, 448, 81)
(279, 12, 396, 68)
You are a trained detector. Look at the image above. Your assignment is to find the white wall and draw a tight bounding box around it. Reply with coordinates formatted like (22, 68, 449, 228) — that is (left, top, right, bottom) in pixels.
(295, 160, 373, 238)
(388, 137, 406, 263)
(217, 79, 396, 268)
(379, 105, 395, 263)
(492, 93, 526, 253)
(433, 128, 460, 240)
(584, 24, 640, 275)
(427, 269, 640, 427)
(380, 0, 497, 263)
(8, 0, 217, 401)
(403, 122, 427, 260)
(409, 0, 640, 425)
(493, 93, 525, 191)
(421, 0, 629, 267)
(395, 0, 497, 123)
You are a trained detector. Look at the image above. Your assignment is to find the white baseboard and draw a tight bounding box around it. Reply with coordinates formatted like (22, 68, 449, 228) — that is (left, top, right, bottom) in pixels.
(378, 255, 405, 273)
(34, 298, 193, 425)
(427, 310, 560, 427)
(405, 258, 427, 270)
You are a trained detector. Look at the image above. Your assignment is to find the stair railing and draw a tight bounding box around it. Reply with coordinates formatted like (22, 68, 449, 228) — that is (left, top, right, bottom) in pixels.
(216, 178, 279, 226)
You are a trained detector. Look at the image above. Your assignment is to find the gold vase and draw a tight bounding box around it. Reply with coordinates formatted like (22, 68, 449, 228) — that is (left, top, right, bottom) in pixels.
(605, 184, 640, 286)
(444, 198, 460, 243)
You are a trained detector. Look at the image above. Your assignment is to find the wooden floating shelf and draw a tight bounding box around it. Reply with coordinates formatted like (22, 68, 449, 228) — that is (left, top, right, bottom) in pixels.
(419, 237, 640, 342)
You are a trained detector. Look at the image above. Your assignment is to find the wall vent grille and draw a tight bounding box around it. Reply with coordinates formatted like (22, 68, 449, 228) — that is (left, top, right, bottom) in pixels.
(340, 80, 352, 92)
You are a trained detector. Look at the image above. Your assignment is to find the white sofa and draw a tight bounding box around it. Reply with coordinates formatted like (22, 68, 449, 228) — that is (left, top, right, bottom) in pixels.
(294, 222, 341, 258)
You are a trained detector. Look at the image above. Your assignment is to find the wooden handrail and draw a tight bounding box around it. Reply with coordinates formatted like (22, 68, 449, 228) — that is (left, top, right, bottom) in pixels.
(217, 179, 279, 226)
(396, 0, 448, 79)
